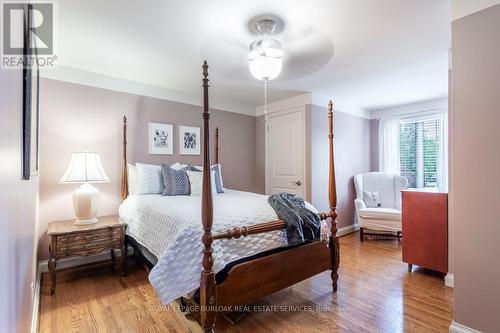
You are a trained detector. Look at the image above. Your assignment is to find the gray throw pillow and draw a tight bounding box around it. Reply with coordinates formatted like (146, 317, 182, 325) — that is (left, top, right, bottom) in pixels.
(161, 164, 190, 196)
(211, 164, 224, 193)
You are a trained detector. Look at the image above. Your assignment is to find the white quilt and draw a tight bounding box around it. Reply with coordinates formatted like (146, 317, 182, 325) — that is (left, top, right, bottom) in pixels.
(119, 189, 320, 305)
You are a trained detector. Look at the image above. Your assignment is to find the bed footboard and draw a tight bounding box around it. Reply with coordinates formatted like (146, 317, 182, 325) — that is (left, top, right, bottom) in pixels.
(198, 62, 339, 332)
(217, 241, 332, 307)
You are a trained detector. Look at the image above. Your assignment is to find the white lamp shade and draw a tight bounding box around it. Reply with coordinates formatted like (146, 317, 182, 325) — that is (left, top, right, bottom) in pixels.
(60, 152, 110, 183)
(249, 56, 283, 81)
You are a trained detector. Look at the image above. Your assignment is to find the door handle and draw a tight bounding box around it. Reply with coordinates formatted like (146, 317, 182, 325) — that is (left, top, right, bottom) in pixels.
(292, 180, 302, 186)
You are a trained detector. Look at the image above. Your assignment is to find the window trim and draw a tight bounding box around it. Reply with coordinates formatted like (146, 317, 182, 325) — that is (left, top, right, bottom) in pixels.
(399, 114, 441, 189)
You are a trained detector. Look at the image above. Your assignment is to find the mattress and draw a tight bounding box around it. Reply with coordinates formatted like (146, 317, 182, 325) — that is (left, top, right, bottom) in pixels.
(119, 189, 322, 304)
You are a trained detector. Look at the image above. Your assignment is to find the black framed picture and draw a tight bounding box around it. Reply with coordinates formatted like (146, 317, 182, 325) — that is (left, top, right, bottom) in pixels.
(22, 4, 40, 180)
(31, 63, 40, 176)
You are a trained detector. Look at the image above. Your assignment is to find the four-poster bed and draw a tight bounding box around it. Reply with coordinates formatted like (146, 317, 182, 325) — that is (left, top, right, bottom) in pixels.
(119, 61, 340, 332)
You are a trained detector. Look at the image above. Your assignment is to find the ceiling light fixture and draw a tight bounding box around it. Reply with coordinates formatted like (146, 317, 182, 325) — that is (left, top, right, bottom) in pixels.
(248, 18, 284, 114)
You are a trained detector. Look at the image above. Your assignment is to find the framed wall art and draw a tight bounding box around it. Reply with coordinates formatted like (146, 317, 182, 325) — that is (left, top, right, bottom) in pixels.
(179, 125, 200, 155)
(149, 122, 173, 155)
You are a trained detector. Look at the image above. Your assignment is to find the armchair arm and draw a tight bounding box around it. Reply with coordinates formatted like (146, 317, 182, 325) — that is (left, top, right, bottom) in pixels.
(355, 198, 367, 212)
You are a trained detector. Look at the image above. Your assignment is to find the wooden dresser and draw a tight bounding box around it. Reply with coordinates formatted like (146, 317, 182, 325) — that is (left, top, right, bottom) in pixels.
(47, 215, 126, 294)
(402, 190, 448, 273)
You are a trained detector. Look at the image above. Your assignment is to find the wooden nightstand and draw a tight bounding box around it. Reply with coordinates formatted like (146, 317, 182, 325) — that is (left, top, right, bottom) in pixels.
(47, 215, 126, 295)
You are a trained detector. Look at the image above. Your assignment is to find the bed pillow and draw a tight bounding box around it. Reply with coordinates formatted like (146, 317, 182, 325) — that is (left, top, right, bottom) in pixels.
(136, 163, 163, 194)
(161, 164, 191, 196)
(191, 164, 224, 193)
(363, 190, 381, 208)
(186, 170, 217, 196)
(170, 162, 184, 171)
(127, 163, 140, 194)
(211, 164, 224, 193)
(184, 164, 202, 172)
(170, 162, 201, 172)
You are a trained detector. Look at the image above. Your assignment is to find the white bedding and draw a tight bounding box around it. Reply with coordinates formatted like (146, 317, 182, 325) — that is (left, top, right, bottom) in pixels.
(119, 189, 320, 304)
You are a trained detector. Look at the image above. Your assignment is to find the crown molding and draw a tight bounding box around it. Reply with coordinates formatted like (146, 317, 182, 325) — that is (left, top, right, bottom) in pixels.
(40, 66, 256, 116)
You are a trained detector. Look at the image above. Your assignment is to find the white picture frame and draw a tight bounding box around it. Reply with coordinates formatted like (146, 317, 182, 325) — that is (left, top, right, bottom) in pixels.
(149, 122, 173, 155)
(179, 125, 200, 155)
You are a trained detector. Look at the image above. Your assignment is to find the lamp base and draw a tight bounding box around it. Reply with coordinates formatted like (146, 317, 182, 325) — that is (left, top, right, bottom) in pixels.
(72, 183, 101, 225)
(74, 217, 98, 226)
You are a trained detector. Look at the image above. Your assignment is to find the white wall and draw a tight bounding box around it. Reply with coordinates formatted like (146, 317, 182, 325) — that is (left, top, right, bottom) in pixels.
(0, 70, 40, 332)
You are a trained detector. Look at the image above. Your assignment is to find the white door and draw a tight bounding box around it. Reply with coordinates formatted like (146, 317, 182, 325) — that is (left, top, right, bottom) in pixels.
(266, 109, 305, 197)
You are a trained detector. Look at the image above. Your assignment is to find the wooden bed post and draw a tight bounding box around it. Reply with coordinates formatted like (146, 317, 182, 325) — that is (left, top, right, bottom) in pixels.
(200, 61, 216, 333)
(328, 100, 340, 291)
(215, 127, 219, 165)
(120, 116, 128, 201)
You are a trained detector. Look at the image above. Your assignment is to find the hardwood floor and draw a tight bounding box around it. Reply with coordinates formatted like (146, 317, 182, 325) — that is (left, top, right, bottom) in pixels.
(39, 232, 453, 333)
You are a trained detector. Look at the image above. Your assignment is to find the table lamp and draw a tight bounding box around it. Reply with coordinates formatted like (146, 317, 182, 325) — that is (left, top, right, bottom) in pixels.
(60, 152, 110, 225)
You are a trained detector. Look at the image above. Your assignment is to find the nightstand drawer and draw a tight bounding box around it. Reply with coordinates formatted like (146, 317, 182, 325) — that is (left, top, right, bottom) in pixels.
(57, 227, 122, 245)
(56, 239, 121, 256)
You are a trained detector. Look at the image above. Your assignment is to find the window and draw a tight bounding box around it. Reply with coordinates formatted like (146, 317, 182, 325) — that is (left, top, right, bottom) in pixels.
(399, 117, 440, 188)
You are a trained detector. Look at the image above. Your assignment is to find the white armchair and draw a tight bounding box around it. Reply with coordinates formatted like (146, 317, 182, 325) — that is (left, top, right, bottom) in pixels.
(354, 172, 408, 241)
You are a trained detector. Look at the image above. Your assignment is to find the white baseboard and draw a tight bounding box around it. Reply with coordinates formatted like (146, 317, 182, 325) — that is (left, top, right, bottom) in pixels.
(31, 262, 42, 333)
(338, 223, 360, 236)
(449, 321, 483, 333)
(445, 273, 454, 288)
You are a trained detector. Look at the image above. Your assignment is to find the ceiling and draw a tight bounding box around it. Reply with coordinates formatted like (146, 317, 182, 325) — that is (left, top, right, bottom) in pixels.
(52, 0, 451, 115)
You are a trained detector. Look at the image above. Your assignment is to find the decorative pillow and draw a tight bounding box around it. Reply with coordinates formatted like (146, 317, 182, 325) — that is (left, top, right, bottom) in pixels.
(363, 190, 381, 208)
(186, 170, 217, 196)
(136, 163, 163, 194)
(170, 162, 201, 172)
(184, 164, 202, 172)
(170, 162, 184, 171)
(211, 164, 224, 193)
(161, 164, 191, 196)
(127, 163, 140, 194)
(190, 164, 224, 193)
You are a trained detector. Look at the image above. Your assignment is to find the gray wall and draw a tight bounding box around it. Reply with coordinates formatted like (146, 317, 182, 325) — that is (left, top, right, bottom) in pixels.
(451, 4, 500, 332)
(0, 70, 39, 332)
(38, 78, 256, 260)
(310, 105, 371, 229)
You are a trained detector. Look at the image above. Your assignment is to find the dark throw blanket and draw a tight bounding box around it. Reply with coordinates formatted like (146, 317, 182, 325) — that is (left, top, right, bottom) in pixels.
(267, 192, 321, 244)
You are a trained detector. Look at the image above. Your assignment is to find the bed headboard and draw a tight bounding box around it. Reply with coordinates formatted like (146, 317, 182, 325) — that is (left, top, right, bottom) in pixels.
(119, 118, 220, 201)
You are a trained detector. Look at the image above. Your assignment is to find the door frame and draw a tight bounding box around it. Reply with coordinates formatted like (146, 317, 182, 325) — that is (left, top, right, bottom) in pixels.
(264, 106, 307, 198)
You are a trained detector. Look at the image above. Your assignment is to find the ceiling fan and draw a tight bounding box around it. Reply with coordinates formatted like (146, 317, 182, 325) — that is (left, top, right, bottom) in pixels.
(198, 12, 334, 107)
(247, 18, 285, 113)
(247, 18, 284, 81)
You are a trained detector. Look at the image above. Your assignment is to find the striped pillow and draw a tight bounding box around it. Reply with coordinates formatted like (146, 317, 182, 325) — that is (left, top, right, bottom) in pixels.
(161, 164, 190, 196)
